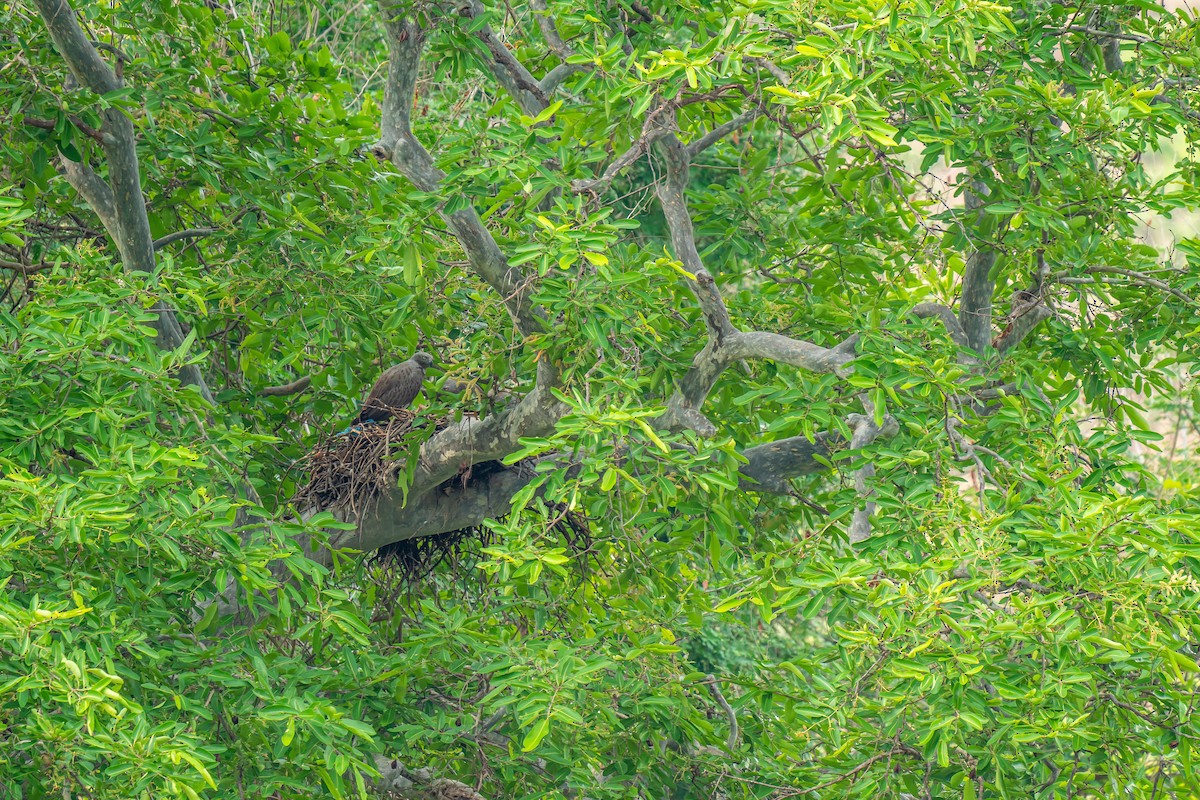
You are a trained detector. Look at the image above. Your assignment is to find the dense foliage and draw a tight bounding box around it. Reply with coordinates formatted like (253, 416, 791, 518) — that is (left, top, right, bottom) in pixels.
(2, 0, 1200, 797)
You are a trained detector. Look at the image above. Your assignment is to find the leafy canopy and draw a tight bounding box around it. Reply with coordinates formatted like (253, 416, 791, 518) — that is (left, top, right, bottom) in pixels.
(1, 0, 1200, 798)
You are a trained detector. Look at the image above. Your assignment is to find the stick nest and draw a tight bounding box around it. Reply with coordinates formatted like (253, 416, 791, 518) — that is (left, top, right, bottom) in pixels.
(291, 411, 427, 519)
(291, 410, 593, 586)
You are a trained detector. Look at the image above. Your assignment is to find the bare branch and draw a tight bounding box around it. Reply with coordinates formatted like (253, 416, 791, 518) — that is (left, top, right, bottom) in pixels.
(259, 375, 313, 397)
(658, 286, 855, 435)
(1062, 25, 1155, 43)
(745, 56, 791, 86)
(23, 113, 106, 144)
(1053, 265, 1198, 307)
(793, 746, 918, 796)
(571, 124, 667, 194)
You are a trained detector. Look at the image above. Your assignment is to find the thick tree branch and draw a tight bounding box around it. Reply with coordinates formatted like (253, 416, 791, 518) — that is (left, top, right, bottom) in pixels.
(33, 0, 213, 403)
(653, 132, 854, 433)
(847, 404, 898, 544)
(958, 186, 998, 354)
(450, 0, 548, 115)
(724, 331, 858, 373)
(993, 301, 1054, 354)
(373, 756, 488, 800)
(58, 159, 119, 233)
(529, 0, 570, 58)
(350, 410, 900, 550)
(529, 0, 589, 94)
(31, 0, 121, 95)
(540, 62, 584, 95)
(654, 132, 706, 276)
(348, 453, 542, 552)
(912, 302, 970, 349)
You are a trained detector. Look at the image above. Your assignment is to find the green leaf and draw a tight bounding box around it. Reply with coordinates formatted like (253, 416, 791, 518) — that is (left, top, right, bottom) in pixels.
(521, 717, 550, 752)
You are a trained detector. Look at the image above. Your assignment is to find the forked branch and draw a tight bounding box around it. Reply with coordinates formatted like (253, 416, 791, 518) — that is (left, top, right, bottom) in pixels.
(376, 12, 545, 343)
(653, 131, 855, 434)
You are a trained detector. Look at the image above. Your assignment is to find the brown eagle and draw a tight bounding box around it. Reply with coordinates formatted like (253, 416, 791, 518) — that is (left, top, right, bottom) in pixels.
(355, 351, 434, 424)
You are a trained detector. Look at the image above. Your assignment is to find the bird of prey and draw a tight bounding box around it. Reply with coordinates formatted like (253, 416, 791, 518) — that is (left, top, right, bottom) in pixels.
(354, 351, 434, 424)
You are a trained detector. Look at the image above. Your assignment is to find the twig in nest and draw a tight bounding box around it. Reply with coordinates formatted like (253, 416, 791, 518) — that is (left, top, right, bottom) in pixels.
(290, 412, 419, 518)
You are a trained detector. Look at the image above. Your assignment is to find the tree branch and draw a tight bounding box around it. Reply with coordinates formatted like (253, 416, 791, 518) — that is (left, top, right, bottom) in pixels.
(259, 375, 313, 397)
(847, 402, 899, 544)
(23, 113, 106, 144)
(373, 755, 489, 800)
(687, 108, 761, 158)
(31, 0, 121, 95)
(529, 0, 589, 94)
(571, 120, 668, 195)
(992, 301, 1054, 354)
(958, 185, 998, 354)
(653, 131, 854, 433)
(347, 453, 543, 553)
(529, 0, 570, 58)
(376, 13, 544, 341)
(0, 258, 56, 275)
(1062, 25, 1155, 44)
(1053, 265, 1198, 307)
(347, 408, 899, 552)
(540, 62, 584, 95)
(58, 158, 118, 233)
(152, 227, 220, 251)
(705, 676, 740, 752)
(33, 0, 214, 404)
(912, 302, 970, 349)
(745, 56, 791, 86)
(450, 0, 548, 115)
(654, 132, 705, 276)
